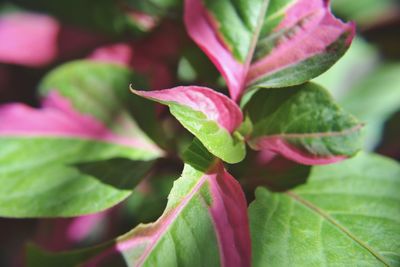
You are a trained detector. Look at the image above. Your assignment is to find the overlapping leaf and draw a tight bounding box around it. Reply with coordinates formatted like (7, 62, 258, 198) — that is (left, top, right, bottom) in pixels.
(131, 86, 246, 163)
(0, 61, 163, 217)
(249, 152, 400, 266)
(27, 139, 251, 267)
(244, 83, 363, 165)
(185, 0, 355, 100)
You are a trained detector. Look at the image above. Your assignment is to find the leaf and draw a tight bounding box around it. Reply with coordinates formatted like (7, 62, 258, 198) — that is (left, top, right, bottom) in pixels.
(184, 0, 354, 100)
(332, 0, 395, 25)
(131, 86, 246, 164)
(249, 152, 400, 266)
(12, 0, 159, 35)
(244, 82, 363, 165)
(27, 140, 251, 267)
(313, 37, 379, 99)
(0, 12, 58, 66)
(0, 61, 163, 217)
(340, 64, 400, 149)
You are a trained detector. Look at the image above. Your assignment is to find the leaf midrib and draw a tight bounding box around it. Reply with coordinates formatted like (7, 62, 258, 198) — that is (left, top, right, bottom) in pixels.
(136, 172, 210, 266)
(286, 191, 391, 266)
(243, 0, 270, 73)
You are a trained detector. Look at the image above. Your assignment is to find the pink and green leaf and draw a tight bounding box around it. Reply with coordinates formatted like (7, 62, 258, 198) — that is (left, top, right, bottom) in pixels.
(244, 83, 363, 165)
(184, 0, 355, 100)
(0, 61, 163, 217)
(27, 141, 251, 267)
(131, 86, 246, 164)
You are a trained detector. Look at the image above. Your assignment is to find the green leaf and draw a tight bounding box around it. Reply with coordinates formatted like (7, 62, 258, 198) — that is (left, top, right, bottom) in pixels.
(39, 60, 162, 144)
(313, 37, 379, 99)
(249, 152, 400, 266)
(27, 140, 251, 266)
(340, 64, 400, 149)
(244, 82, 363, 165)
(131, 86, 246, 164)
(0, 138, 155, 217)
(332, 0, 396, 25)
(185, 0, 354, 100)
(0, 61, 163, 217)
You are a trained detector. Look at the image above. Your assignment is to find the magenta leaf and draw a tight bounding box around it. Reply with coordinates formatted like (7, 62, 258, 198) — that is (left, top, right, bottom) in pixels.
(131, 86, 246, 163)
(0, 12, 58, 66)
(184, 0, 355, 101)
(0, 12, 103, 67)
(0, 92, 159, 153)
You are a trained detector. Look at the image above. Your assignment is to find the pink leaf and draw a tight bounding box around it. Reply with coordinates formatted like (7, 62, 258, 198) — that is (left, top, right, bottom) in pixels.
(253, 136, 347, 165)
(0, 92, 162, 154)
(184, 0, 355, 101)
(0, 12, 105, 67)
(131, 86, 243, 133)
(0, 13, 59, 66)
(82, 162, 251, 267)
(247, 0, 355, 85)
(184, 0, 247, 101)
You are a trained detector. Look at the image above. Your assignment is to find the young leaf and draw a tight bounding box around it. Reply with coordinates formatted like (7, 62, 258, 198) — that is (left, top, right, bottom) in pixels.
(184, 0, 355, 100)
(131, 86, 246, 164)
(244, 83, 363, 165)
(0, 62, 163, 217)
(27, 142, 251, 267)
(249, 153, 400, 266)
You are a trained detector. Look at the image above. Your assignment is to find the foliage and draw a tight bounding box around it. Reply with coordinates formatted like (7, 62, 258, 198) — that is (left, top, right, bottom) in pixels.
(0, 0, 399, 266)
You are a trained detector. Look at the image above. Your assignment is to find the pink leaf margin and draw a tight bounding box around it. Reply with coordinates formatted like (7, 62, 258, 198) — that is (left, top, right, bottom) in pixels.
(251, 136, 347, 165)
(131, 86, 243, 133)
(82, 162, 251, 267)
(184, 0, 355, 101)
(184, 0, 246, 101)
(246, 0, 355, 85)
(0, 92, 163, 154)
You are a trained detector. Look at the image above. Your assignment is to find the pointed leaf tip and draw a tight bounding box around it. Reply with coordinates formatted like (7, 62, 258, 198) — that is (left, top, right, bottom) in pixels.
(245, 83, 363, 165)
(131, 86, 246, 163)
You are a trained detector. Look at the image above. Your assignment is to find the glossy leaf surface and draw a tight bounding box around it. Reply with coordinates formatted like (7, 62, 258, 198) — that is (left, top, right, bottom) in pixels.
(244, 83, 363, 165)
(184, 0, 354, 100)
(131, 86, 246, 164)
(249, 153, 400, 266)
